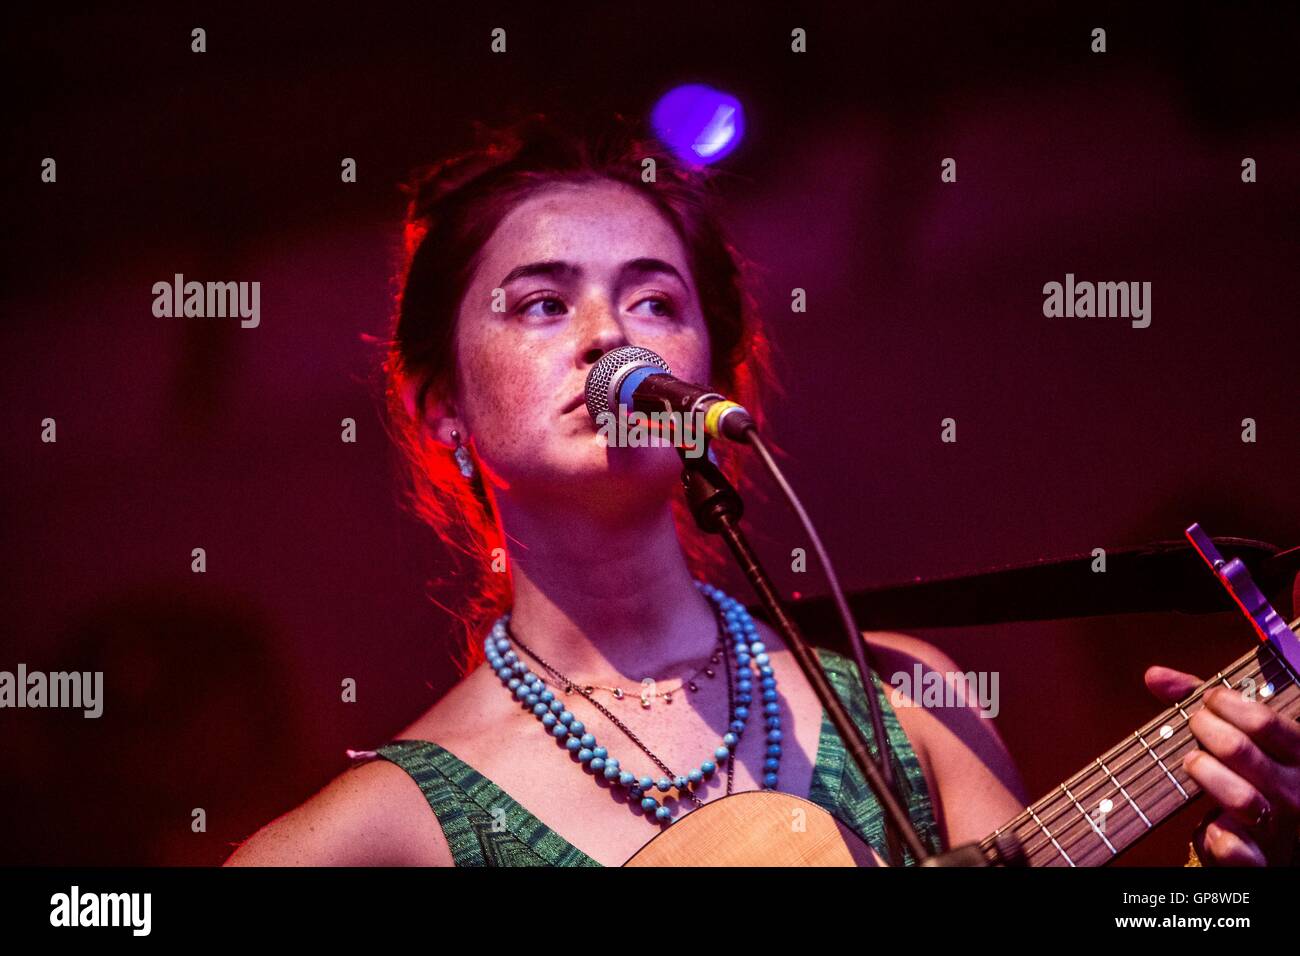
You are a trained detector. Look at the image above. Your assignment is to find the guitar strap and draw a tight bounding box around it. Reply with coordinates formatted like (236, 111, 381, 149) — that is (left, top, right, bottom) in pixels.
(770, 537, 1298, 655)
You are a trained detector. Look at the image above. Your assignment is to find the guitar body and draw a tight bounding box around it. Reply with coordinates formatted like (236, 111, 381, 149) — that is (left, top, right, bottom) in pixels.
(623, 791, 887, 866)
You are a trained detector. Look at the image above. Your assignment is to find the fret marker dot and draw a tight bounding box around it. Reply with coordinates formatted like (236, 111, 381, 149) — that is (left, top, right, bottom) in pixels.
(1158, 725, 1173, 740)
(1098, 798, 1113, 814)
(1260, 683, 1274, 698)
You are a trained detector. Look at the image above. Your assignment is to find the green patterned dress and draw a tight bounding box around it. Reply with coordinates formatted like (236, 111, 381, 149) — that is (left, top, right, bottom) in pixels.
(363, 646, 943, 866)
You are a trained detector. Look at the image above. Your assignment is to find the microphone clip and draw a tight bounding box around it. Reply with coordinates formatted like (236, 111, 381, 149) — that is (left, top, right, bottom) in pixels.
(678, 444, 743, 533)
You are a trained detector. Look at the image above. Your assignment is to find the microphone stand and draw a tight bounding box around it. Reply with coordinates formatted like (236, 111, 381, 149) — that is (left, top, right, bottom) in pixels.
(678, 445, 1003, 866)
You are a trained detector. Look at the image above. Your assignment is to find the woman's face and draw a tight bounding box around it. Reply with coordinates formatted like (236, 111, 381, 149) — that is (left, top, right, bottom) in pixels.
(451, 178, 713, 507)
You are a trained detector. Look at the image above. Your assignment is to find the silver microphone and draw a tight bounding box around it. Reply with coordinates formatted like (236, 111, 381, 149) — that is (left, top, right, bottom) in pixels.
(584, 345, 755, 442)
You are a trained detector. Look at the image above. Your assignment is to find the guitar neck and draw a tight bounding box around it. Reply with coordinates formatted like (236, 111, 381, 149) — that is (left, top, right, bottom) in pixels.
(978, 639, 1300, 867)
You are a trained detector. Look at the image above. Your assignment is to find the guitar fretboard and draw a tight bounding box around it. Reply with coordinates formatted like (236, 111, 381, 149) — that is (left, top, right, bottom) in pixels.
(979, 638, 1300, 866)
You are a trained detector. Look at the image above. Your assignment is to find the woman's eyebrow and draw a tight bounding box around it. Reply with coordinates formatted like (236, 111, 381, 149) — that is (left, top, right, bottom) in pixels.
(499, 260, 579, 287)
(619, 257, 687, 287)
(498, 257, 688, 289)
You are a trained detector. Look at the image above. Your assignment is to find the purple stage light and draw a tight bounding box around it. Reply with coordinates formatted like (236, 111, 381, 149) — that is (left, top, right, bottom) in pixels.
(651, 84, 745, 165)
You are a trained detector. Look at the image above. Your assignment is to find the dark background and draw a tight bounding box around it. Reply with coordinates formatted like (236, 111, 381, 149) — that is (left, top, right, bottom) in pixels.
(2, 2, 1297, 866)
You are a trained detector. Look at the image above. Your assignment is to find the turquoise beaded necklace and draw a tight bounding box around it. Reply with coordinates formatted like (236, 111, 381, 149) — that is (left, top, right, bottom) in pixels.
(484, 580, 783, 826)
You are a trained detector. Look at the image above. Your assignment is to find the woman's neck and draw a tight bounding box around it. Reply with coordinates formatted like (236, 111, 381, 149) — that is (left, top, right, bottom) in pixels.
(494, 497, 725, 682)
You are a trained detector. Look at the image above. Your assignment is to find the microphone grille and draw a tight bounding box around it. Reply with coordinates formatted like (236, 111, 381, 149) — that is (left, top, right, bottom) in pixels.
(585, 346, 672, 422)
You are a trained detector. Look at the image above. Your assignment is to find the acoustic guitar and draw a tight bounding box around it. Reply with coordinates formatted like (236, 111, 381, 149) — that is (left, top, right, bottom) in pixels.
(626, 525, 1300, 866)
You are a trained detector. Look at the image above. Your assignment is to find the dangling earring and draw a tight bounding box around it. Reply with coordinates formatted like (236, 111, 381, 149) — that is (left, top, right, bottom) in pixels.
(451, 429, 475, 480)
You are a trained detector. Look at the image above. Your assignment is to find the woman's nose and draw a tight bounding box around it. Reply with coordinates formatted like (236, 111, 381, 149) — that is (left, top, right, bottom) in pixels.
(575, 306, 631, 368)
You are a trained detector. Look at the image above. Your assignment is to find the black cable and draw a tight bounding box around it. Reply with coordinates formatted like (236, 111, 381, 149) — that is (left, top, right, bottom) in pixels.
(743, 427, 916, 862)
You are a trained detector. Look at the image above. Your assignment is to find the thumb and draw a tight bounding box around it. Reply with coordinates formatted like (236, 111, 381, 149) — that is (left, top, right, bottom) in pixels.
(1144, 665, 1203, 706)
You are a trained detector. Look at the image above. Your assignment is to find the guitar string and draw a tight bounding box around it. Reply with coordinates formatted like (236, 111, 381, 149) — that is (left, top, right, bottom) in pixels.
(1002, 645, 1297, 865)
(1019, 650, 1298, 865)
(1012, 650, 1285, 865)
(983, 615, 1300, 864)
(1007, 659, 1258, 865)
(1032, 648, 1300, 865)
(1029, 622, 1300, 865)
(1020, 652, 1268, 854)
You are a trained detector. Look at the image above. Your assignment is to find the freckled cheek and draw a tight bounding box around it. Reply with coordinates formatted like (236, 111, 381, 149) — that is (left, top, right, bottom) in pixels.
(459, 336, 555, 453)
(461, 353, 518, 436)
(655, 330, 711, 385)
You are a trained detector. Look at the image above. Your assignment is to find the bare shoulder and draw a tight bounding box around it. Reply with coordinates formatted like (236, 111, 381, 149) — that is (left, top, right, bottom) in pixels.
(859, 629, 1018, 778)
(855, 631, 951, 769)
(223, 666, 503, 868)
(859, 630, 1028, 847)
(859, 630, 981, 698)
(393, 659, 505, 744)
(224, 756, 454, 866)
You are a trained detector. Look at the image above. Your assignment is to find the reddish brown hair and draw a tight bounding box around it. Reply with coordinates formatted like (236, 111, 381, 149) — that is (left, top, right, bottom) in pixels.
(380, 112, 779, 674)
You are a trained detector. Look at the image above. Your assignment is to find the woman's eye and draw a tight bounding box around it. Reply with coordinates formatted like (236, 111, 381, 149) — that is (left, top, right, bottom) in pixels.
(630, 295, 676, 319)
(514, 293, 675, 321)
(518, 296, 567, 320)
